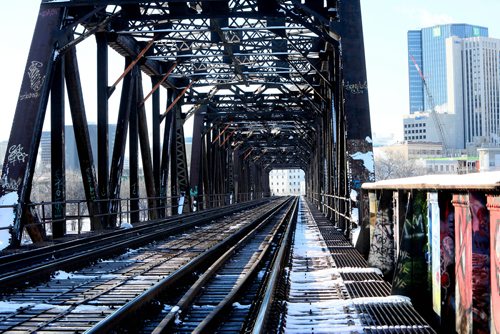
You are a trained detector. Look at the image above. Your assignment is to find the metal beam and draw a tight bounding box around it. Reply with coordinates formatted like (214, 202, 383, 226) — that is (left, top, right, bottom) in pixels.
(0, 6, 62, 246)
(65, 42, 101, 231)
(51, 56, 66, 238)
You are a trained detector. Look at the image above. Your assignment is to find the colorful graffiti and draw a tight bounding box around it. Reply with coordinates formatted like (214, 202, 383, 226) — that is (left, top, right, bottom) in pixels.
(469, 192, 490, 333)
(428, 192, 440, 316)
(392, 191, 430, 308)
(490, 201, 500, 334)
(454, 194, 472, 333)
(438, 193, 455, 329)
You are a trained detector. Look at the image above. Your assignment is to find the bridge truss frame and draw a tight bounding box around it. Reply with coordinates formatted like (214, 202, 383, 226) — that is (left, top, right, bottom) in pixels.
(0, 0, 373, 246)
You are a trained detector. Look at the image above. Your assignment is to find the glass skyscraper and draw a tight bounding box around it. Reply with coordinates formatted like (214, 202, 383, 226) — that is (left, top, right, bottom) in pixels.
(407, 24, 488, 114)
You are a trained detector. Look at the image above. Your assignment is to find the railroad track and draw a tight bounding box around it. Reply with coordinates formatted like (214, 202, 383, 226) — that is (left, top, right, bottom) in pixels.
(0, 198, 291, 333)
(0, 199, 270, 287)
(142, 197, 298, 334)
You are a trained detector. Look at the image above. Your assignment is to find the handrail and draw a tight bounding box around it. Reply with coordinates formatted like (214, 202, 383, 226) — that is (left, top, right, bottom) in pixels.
(0, 191, 272, 247)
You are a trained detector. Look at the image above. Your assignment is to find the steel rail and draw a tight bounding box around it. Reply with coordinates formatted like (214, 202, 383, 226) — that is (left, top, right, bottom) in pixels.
(0, 199, 269, 286)
(251, 195, 299, 334)
(85, 198, 293, 334)
(191, 197, 298, 333)
(150, 197, 297, 333)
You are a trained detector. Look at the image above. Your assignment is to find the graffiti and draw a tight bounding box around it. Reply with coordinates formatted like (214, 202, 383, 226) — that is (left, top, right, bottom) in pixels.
(392, 250, 410, 289)
(469, 192, 490, 333)
(53, 170, 64, 218)
(493, 217, 500, 334)
(392, 192, 430, 307)
(85, 167, 96, 200)
(454, 194, 472, 334)
(20, 61, 46, 100)
(428, 192, 441, 316)
(1, 175, 20, 192)
(367, 206, 394, 274)
(437, 193, 456, 329)
(54, 170, 64, 198)
(345, 81, 367, 95)
(7, 144, 28, 165)
(40, 8, 59, 17)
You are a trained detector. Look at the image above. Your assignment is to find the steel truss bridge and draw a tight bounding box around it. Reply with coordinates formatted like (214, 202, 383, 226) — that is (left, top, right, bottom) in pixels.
(0, 0, 373, 247)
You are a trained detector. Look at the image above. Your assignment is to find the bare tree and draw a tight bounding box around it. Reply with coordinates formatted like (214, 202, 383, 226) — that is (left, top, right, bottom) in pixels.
(375, 151, 426, 181)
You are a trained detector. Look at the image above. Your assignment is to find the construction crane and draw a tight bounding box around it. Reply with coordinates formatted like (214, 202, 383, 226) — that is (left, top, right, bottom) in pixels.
(409, 54, 448, 153)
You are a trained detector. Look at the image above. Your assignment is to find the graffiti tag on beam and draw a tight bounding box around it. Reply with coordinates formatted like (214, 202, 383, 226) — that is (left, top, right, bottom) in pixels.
(19, 61, 46, 101)
(344, 81, 367, 95)
(7, 145, 28, 165)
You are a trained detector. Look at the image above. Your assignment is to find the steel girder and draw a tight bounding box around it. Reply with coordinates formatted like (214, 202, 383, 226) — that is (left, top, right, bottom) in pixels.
(1, 0, 373, 246)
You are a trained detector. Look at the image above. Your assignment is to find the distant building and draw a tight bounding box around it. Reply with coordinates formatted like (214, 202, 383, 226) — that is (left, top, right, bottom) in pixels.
(446, 36, 500, 149)
(478, 147, 500, 172)
(41, 124, 117, 171)
(374, 141, 443, 160)
(408, 24, 488, 114)
(269, 169, 305, 196)
(402, 112, 465, 150)
(425, 156, 478, 174)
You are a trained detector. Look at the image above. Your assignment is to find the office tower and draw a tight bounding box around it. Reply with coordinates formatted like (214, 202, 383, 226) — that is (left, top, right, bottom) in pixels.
(408, 24, 488, 114)
(447, 36, 500, 148)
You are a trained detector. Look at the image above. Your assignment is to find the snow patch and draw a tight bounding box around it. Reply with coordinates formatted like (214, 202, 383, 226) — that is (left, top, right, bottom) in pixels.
(335, 267, 383, 275)
(352, 295, 412, 305)
(0, 301, 68, 313)
(365, 136, 373, 144)
(120, 222, 133, 229)
(72, 305, 110, 313)
(232, 302, 251, 309)
(351, 226, 360, 245)
(0, 192, 18, 250)
(351, 151, 374, 173)
(350, 189, 358, 202)
(52, 270, 97, 280)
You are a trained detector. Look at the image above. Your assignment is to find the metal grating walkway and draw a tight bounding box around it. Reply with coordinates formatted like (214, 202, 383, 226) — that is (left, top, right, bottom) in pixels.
(282, 198, 435, 333)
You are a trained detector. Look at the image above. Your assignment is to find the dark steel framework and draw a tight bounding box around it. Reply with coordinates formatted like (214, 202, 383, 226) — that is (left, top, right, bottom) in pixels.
(0, 0, 373, 246)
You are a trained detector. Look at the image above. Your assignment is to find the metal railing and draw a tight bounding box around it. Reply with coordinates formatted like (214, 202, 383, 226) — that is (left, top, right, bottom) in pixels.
(308, 192, 358, 227)
(0, 191, 270, 245)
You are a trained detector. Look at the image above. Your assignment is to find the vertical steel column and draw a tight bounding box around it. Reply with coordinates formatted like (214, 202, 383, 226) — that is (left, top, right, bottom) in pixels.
(168, 87, 190, 214)
(333, 0, 374, 232)
(65, 44, 101, 231)
(206, 129, 215, 207)
(51, 56, 66, 238)
(109, 59, 135, 226)
(202, 134, 210, 208)
(96, 32, 109, 224)
(0, 6, 62, 246)
(129, 67, 140, 223)
(335, 45, 348, 233)
(232, 149, 240, 203)
(152, 77, 161, 200)
(160, 89, 174, 216)
(169, 103, 178, 214)
(189, 107, 205, 210)
(136, 71, 157, 220)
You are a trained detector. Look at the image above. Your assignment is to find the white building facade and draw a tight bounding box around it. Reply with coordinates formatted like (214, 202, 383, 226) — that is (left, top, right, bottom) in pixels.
(269, 169, 305, 196)
(447, 36, 500, 148)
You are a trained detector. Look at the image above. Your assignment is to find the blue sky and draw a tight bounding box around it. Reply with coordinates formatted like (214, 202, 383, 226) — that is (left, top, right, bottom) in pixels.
(1, 1, 500, 144)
